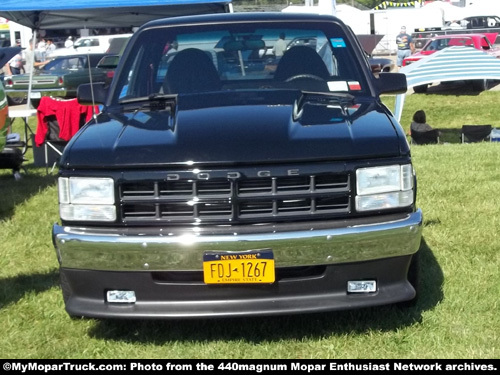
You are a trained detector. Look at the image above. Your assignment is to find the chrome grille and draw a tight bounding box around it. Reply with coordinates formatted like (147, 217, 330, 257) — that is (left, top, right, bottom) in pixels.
(120, 172, 351, 224)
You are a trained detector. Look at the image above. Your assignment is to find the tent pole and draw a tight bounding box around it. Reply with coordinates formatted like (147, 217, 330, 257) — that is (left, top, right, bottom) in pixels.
(86, 51, 98, 121)
(394, 93, 406, 123)
(26, 29, 37, 110)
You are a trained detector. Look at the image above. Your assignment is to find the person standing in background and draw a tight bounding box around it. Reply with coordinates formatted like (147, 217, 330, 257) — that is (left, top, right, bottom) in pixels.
(37, 38, 47, 62)
(396, 26, 415, 69)
(23, 39, 48, 73)
(4, 52, 23, 75)
(65, 36, 74, 48)
(37, 38, 46, 51)
(272, 32, 287, 59)
(45, 39, 57, 57)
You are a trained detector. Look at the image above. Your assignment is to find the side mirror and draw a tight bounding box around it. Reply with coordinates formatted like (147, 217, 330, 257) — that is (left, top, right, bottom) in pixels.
(375, 72, 407, 95)
(77, 82, 108, 106)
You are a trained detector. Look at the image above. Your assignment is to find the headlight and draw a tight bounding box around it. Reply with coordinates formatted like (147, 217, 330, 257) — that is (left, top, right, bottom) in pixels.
(355, 165, 414, 211)
(58, 177, 116, 221)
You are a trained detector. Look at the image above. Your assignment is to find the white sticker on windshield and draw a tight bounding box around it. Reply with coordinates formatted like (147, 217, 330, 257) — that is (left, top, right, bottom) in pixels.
(328, 81, 348, 91)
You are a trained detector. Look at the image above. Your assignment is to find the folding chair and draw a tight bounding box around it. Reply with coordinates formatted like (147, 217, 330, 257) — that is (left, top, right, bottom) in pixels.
(461, 125, 492, 143)
(44, 118, 67, 174)
(8, 103, 37, 155)
(33, 115, 67, 173)
(410, 129, 440, 145)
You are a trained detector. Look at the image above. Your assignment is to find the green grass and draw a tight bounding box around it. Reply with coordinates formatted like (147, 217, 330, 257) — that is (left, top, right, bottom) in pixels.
(0, 92, 499, 359)
(384, 89, 500, 143)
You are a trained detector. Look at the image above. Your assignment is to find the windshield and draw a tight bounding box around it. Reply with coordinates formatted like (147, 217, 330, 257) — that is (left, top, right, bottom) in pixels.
(74, 38, 100, 48)
(43, 56, 88, 71)
(112, 20, 369, 103)
(423, 37, 474, 51)
(42, 54, 105, 72)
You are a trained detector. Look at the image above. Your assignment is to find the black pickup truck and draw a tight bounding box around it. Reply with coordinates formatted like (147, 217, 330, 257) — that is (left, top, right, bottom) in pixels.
(52, 12, 422, 319)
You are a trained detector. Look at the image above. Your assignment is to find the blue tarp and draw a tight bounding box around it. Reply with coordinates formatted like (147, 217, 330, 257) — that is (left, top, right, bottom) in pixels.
(0, 0, 232, 29)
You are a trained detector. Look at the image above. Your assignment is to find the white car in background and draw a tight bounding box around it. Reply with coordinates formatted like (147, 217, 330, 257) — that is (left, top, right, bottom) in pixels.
(48, 34, 132, 57)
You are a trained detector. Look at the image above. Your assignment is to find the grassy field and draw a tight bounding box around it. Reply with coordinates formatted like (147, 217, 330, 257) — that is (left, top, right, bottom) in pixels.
(0, 89, 499, 359)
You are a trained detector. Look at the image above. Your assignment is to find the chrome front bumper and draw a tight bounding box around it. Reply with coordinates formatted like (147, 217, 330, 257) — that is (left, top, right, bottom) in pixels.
(53, 210, 423, 272)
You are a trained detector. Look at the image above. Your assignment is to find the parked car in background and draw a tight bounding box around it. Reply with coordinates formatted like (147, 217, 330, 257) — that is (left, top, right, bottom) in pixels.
(0, 48, 19, 153)
(403, 33, 500, 92)
(403, 33, 500, 66)
(461, 15, 500, 29)
(94, 54, 120, 85)
(48, 34, 133, 58)
(4, 53, 114, 106)
(106, 36, 131, 54)
(366, 54, 395, 76)
(0, 47, 24, 178)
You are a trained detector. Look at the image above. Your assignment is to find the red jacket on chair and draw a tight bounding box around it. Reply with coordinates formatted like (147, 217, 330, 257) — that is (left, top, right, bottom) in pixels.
(35, 97, 98, 147)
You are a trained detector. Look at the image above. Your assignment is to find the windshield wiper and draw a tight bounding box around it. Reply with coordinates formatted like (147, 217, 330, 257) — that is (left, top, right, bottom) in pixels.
(119, 93, 178, 112)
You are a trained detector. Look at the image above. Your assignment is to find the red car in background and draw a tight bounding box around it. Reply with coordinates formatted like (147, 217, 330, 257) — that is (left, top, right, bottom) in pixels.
(402, 33, 500, 92)
(403, 33, 500, 66)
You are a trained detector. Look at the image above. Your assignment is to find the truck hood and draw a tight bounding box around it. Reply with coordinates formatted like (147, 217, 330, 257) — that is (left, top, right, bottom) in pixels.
(62, 97, 405, 167)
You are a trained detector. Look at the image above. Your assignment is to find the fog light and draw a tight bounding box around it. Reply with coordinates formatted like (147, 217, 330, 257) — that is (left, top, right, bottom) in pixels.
(106, 290, 136, 303)
(347, 280, 377, 293)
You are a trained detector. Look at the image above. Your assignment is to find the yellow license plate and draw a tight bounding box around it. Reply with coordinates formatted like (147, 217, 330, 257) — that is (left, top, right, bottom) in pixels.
(203, 249, 275, 284)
